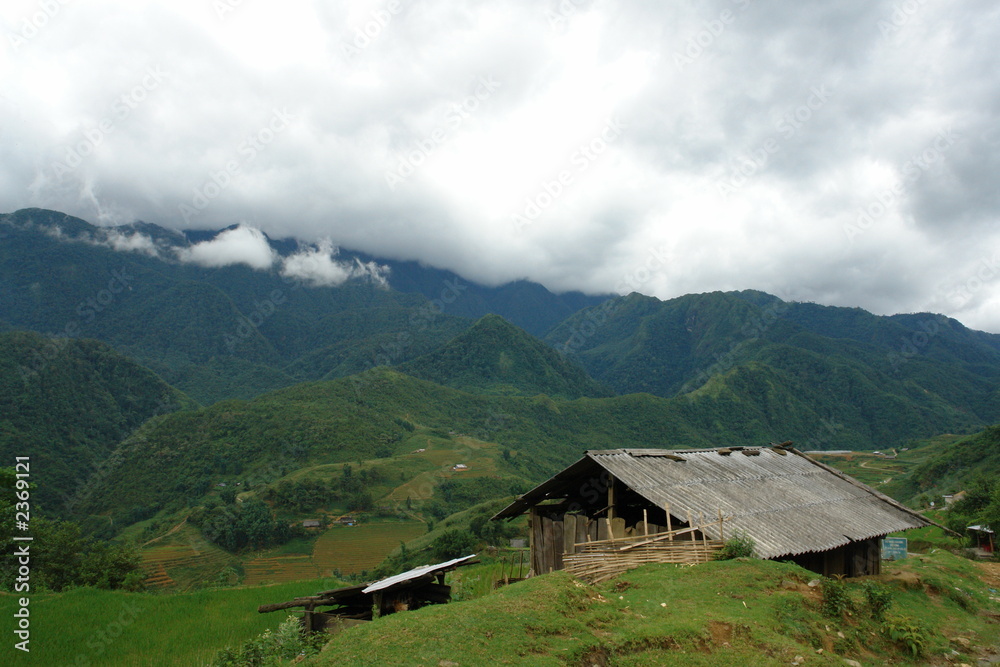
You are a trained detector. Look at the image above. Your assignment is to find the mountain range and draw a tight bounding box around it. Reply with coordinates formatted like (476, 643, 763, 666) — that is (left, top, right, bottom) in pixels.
(3, 207, 1000, 529)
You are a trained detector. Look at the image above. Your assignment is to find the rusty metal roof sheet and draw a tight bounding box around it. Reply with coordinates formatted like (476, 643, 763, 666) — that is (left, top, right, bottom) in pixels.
(492, 447, 930, 559)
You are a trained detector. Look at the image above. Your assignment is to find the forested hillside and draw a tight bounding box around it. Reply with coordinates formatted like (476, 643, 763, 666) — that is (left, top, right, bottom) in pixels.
(399, 313, 613, 399)
(0, 330, 192, 515)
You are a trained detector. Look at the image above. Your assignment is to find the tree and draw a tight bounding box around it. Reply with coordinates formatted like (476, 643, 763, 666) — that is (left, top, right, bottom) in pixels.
(430, 529, 478, 561)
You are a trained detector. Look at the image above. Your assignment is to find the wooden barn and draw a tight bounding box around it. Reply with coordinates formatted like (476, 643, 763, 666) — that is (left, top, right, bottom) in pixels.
(492, 444, 931, 581)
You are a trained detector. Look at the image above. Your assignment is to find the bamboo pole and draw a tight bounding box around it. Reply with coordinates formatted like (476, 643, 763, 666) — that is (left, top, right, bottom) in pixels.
(643, 509, 649, 537)
(665, 503, 673, 539)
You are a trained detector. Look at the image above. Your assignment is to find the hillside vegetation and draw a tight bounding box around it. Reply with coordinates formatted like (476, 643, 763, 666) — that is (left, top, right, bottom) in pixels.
(0, 330, 192, 515)
(308, 552, 1000, 666)
(399, 313, 613, 399)
(0, 208, 603, 404)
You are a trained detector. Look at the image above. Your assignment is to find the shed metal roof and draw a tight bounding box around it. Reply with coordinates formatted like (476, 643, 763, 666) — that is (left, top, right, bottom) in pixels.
(493, 447, 930, 559)
(362, 554, 477, 594)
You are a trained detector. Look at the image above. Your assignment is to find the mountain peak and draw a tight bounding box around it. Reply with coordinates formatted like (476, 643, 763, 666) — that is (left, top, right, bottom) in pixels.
(398, 314, 613, 399)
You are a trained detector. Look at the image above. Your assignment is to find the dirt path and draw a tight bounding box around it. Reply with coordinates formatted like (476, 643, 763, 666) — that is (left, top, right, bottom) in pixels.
(142, 516, 188, 547)
(977, 561, 1000, 591)
(857, 459, 897, 473)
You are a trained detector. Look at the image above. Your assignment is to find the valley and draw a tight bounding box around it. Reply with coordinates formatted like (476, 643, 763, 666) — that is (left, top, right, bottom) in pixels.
(4, 208, 1000, 665)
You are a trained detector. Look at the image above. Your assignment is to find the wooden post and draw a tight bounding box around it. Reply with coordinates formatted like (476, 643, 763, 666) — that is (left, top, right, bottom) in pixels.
(699, 512, 708, 555)
(563, 514, 577, 556)
(643, 509, 649, 537)
(608, 478, 616, 522)
(686, 510, 693, 541)
(665, 504, 673, 540)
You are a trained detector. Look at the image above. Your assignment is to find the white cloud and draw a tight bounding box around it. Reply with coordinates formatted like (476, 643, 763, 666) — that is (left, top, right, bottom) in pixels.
(2, 0, 1000, 330)
(176, 225, 276, 270)
(103, 230, 159, 256)
(280, 239, 389, 287)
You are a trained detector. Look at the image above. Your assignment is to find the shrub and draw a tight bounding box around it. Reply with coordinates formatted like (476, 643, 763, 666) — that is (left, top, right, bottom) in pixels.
(862, 580, 893, 621)
(821, 577, 853, 617)
(210, 615, 325, 666)
(430, 529, 478, 561)
(715, 531, 756, 560)
(882, 615, 927, 657)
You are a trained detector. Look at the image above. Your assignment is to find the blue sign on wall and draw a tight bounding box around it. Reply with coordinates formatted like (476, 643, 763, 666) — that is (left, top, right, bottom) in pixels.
(881, 537, 908, 560)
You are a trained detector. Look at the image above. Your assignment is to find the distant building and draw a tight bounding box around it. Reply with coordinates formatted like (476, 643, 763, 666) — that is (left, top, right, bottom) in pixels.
(944, 490, 967, 506)
(968, 525, 994, 554)
(303, 519, 321, 528)
(452, 463, 468, 471)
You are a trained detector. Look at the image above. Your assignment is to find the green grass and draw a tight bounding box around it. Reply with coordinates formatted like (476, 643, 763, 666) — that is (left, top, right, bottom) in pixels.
(306, 551, 1000, 666)
(312, 522, 426, 575)
(0, 579, 344, 666)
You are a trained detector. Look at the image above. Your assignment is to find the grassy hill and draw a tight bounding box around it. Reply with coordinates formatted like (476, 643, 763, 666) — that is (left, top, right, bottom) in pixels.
(0, 330, 193, 516)
(311, 550, 1000, 666)
(883, 424, 1000, 503)
(399, 313, 613, 399)
(4, 542, 998, 665)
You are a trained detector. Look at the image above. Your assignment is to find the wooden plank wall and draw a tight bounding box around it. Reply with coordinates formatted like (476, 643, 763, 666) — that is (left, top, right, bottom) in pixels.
(531, 513, 674, 576)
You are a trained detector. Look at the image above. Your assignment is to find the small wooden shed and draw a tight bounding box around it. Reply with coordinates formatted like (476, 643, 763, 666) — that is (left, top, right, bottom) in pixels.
(258, 555, 477, 633)
(492, 445, 931, 579)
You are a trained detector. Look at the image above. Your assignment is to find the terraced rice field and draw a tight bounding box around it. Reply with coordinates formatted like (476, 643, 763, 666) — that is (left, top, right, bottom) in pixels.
(312, 522, 426, 575)
(141, 542, 232, 590)
(242, 554, 321, 586)
(140, 525, 236, 590)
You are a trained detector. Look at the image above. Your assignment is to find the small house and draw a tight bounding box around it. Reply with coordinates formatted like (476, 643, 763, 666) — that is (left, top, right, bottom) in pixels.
(968, 525, 994, 554)
(452, 464, 468, 471)
(302, 519, 321, 529)
(492, 445, 931, 580)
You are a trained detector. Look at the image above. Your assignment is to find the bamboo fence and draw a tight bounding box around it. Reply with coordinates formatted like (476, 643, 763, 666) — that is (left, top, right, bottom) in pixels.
(562, 514, 728, 583)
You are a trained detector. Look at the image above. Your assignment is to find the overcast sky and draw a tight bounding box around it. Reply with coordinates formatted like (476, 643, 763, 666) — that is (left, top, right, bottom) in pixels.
(2, 0, 999, 331)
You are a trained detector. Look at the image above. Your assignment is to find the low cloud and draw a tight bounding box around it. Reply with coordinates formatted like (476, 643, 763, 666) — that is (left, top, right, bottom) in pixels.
(176, 226, 276, 270)
(280, 239, 389, 287)
(103, 230, 160, 257)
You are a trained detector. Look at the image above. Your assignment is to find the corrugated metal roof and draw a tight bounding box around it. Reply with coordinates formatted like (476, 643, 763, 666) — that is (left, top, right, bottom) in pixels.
(493, 447, 930, 560)
(362, 554, 477, 594)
